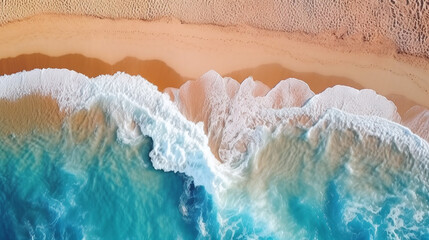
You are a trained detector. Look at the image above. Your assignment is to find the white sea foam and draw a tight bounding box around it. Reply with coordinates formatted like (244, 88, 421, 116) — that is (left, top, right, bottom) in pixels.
(403, 106, 429, 142)
(0, 69, 222, 193)
(170, 70, 427, 170)
(1, 69, 428, 181)
(1, 69, 428, 174)
(1, 69, 428, 238)
(304, 85, 401, 122)
(167, 70, 429, 238)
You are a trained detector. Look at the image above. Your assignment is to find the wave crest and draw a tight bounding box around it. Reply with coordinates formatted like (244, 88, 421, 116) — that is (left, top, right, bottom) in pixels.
(1, 69, 429, 238)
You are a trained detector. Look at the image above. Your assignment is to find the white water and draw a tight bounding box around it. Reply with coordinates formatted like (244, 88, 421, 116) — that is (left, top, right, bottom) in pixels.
(1, 69, 428, 239)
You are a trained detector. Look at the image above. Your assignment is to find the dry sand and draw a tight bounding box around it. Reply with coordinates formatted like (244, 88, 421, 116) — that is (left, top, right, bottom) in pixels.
(0, 14, 428, 118)
(1, 0, 428, 58)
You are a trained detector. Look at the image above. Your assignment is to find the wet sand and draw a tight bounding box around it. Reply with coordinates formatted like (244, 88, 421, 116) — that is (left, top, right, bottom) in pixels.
(2, 54, 418, 115)
(0, 54, 186, 90)
(0, 14, 428, 117)
(0, 54, 362, 92)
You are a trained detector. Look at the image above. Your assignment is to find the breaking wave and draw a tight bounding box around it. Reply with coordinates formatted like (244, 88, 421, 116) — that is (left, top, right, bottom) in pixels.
(0, 69, 428, 239)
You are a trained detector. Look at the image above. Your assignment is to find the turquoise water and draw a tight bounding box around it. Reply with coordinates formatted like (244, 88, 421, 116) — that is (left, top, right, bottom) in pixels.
(1, 69, 429, 239)
(0, 120, 199, 239)
(2, 113, 429, 239)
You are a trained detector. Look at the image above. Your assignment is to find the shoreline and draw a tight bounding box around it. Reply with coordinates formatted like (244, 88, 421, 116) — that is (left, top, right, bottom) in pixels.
(0, 14, 428, 116)
(0, 53, 422, 116)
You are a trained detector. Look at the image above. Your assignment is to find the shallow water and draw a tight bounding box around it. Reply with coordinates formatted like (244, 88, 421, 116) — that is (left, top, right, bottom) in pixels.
(0, 69, 428, 239)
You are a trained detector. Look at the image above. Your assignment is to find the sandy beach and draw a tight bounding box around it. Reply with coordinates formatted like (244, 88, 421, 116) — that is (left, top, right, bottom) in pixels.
(0, 14, 428, 117)
(2, 1, 429, 238)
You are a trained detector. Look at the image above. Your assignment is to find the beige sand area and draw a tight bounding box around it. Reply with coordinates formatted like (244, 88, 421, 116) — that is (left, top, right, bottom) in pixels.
(0, 14, 428, 118)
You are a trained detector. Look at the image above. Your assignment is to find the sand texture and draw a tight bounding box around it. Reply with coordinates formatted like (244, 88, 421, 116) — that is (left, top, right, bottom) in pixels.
(1, 0, 429, 58)
(0, 14, 428, 116)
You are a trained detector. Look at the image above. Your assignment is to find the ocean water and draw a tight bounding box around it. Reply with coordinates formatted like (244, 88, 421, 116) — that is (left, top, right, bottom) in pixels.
(0, 122, 198, 239)
(0, 69, 428, 239)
